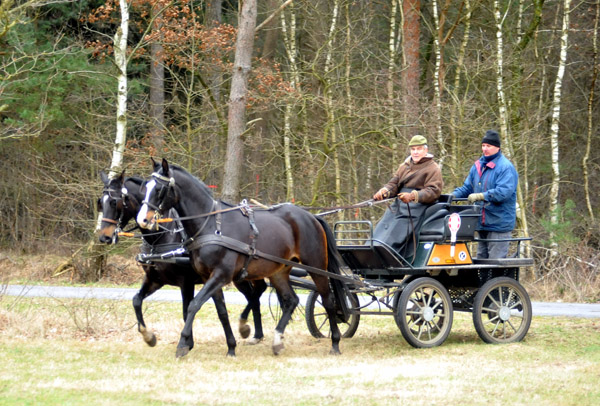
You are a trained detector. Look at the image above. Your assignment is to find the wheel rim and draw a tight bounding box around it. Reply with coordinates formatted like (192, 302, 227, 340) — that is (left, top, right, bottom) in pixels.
(476, 281, 531, 343)
(308, 292, 359, 339)
(399, 280, 452, 347)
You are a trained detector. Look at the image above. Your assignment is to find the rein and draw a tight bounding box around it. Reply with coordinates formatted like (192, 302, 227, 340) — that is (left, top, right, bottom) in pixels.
(154, 203, 248, 223)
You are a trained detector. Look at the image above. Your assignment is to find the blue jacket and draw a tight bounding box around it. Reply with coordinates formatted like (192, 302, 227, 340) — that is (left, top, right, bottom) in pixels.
(453, 152, 518, 232)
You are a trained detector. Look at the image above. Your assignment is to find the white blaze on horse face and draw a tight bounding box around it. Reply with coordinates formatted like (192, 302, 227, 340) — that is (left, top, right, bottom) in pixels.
(102, 194, 109, 208)
(137, 179, 156, 227)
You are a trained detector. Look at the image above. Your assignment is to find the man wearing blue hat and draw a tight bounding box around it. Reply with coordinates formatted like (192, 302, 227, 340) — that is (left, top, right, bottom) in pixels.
(452, 130, 518, 259)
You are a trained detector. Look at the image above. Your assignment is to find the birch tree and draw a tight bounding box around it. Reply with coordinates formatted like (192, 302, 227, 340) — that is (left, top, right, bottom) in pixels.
(548, 0, 572, 228)
(221, 0, 258, 203)
(583, 0, 599, 220)
(448, 0, 471, 183)
(386, 0, 399, 141)
(493, 0, 509, 142)
(107, 0, 130, 180)
(280, 1, 300, 202)
(431, 0, 445, 168)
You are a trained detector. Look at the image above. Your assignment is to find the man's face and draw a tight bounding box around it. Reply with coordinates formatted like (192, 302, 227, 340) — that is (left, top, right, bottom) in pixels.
(482, 143, 500, 157)
(410, 145, 428, 163)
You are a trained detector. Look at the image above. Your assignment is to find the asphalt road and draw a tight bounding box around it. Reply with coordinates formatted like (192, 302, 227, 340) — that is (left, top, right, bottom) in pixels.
(3, 284, 600, 318)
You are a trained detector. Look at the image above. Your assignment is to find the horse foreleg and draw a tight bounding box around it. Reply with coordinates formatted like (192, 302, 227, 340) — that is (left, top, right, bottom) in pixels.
(176, 276, 227, 359)
(180, 280, 196, 322)
(211, 289, 236, 357)
(133, 278, 163, 347)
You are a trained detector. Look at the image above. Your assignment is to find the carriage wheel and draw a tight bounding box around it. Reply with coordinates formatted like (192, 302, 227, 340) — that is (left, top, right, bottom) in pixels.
(267, 287, 305, 322)
(395, 277, 453, 348)
(305, 290, 360, 339)
(472, 277, 532, 344)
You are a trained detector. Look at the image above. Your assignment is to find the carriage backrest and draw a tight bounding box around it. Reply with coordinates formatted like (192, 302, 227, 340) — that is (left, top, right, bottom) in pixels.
(419, 201, 480, 242)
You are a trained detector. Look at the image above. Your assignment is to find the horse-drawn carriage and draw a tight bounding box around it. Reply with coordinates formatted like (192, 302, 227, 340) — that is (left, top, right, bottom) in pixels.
(295, 194, 532, 348)
(98, 159, 532, 358)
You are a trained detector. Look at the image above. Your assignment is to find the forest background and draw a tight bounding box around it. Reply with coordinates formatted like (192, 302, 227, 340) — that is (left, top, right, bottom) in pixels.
(1, 0, 598, 302)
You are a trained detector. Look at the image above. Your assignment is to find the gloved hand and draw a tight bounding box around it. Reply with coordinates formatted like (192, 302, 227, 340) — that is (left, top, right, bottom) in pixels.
(398, 191, 416, 203)
(373, 187, 390, 201)
(467, 193, 485, 203)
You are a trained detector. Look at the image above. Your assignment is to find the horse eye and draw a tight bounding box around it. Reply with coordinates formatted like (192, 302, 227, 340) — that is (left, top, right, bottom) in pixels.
(97, 198, 103, 211)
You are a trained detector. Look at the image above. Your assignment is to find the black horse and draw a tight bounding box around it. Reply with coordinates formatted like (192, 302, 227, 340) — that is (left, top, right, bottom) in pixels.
(137, 158, 342, 358)
(98, 171, 267, 355)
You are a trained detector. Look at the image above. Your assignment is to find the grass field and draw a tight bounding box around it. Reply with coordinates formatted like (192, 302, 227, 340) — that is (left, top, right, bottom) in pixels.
(1, 294, 599, 406)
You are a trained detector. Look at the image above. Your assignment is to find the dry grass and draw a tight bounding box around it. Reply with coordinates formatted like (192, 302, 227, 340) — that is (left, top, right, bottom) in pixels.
(1, 293, 599, 406)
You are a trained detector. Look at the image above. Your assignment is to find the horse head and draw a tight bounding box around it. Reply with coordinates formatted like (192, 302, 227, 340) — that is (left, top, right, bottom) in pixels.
(97, 171, 145, 243)
(98, 170, 127, 244)
(137, 158, 215, 231)
(137, 158, 179, 230)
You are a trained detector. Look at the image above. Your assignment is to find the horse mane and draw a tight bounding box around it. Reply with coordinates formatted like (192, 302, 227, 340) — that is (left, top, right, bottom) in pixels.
(123, 176, 145, 201)
(166, 163, 214, 200)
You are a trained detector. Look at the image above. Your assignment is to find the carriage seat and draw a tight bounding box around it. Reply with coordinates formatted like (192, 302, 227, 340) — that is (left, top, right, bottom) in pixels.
(419, 196, 480, 242)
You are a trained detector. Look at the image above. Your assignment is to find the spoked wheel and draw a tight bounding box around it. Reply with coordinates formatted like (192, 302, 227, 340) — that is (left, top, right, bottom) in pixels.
(267, 287, 305, 322)
(472, 277, 532, 344)
(305, 290, 360, 339)
(395, 277, 453, 348)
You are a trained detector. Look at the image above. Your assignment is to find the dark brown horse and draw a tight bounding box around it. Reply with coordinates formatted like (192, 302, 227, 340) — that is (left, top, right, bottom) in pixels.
(137, 158, 342, 358)
(98, 171, 267, 356)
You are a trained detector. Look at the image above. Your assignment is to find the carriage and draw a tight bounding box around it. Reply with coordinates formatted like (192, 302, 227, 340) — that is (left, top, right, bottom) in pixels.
(291, 194, 533, 348)
(100, 159, 533, 357)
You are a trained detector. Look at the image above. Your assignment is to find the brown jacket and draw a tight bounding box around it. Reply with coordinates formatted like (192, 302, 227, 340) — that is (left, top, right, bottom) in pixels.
(382, 155, 443, 204)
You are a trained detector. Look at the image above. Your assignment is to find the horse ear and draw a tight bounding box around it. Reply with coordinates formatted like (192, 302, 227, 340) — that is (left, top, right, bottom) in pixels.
(151, 157, 160, 171)
(118, 170, 125, 183)
(161, 158, 170, 175)
(100, 171, 109, 186)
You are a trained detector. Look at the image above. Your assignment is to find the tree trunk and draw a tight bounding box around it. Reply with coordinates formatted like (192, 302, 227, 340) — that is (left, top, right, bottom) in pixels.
(281, 2, 301, 202)
(221, 0, 257, 203)
(149, 3, 165, 152)
(548, 0, 572, 230)
(251, 0, 280, 200)
(386, 0, 399, 141)
(431, 0, 445, 169)
(108, 0, 129, 180)
(583, 0, 599, 221)
(87, 0, 130, 282)
(401, 0, 421, 143)
(448, 0, 471, 184)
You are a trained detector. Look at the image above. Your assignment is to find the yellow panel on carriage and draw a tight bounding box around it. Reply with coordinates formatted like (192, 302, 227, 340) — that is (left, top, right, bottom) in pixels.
(426, 243, 473, 266)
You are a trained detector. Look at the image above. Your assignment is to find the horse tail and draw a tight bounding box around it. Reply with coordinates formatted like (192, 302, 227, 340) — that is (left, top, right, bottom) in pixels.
(314, 215, 343, 275)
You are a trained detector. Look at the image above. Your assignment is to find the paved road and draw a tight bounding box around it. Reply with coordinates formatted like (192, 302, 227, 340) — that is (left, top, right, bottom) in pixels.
(2, 284, 600, 318)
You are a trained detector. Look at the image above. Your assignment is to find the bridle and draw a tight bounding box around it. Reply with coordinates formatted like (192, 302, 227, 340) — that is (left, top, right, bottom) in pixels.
(100, 186, 130, 243)
(142, 172, 175, 217)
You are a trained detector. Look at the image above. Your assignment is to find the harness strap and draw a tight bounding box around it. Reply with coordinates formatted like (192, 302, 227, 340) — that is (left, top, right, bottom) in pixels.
(236, 200, 259, 282)
(185, 234, 363, 286)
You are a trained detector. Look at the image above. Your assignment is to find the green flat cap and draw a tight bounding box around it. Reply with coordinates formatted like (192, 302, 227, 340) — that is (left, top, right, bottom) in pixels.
(408, 135, 427, 146)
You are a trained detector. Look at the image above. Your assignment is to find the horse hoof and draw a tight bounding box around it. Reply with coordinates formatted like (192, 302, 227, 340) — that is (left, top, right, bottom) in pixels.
(140, 327, 157, 347)
(176, 346, 190, 359)
(272, 343, 284, 356)
(245, 337, 264, 346)
(239, 324, 251, 339)
(226, 351, 236, 358)
(144, 333, 157, 347)
(329, 348, 341, 356)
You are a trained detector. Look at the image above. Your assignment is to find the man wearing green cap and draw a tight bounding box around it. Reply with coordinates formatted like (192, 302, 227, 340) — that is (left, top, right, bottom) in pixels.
(372, 135, 443, 255)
